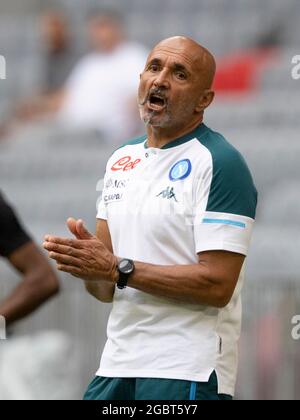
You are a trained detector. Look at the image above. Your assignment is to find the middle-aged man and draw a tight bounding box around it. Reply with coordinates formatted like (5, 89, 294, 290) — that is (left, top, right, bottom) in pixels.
(44, 36, 257, 400)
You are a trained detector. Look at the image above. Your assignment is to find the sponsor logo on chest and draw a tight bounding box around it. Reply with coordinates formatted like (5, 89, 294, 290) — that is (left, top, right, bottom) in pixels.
(111, 156, 142, 172)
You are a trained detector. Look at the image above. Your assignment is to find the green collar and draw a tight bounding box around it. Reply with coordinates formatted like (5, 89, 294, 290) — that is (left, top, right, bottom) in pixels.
(144, 123, 209, 149)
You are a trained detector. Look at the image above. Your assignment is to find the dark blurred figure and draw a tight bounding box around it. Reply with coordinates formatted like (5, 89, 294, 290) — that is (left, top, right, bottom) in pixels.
(0, 11, 76, 136)
(40, 11, 76, 93)
(14, 11, 76, 122)
(0, 191, 59, 326)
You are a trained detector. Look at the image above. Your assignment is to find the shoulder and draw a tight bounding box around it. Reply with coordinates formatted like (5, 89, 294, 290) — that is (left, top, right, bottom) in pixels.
(196, 126, 258, 218)
(115, 134, 147, 151)
(196, 127, 247, 169)
(0, 194, 31, 257)
(105, 134, 147, 168)
(68, 53, 99, 75)
(120, 42, 149, 58)
(196, 127, 255, 186)
(0, 194, 14, 226)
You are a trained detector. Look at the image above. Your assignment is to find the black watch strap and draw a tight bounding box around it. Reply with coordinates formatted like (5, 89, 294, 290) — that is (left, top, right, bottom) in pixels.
(117, 259, 134, 289)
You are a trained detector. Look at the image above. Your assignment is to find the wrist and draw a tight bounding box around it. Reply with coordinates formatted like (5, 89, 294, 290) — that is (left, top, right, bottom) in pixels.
(110, 256, 119, 284)
(116, 258, 135, 290)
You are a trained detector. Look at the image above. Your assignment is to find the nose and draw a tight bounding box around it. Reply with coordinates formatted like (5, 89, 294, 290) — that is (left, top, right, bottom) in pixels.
(153, 69, 170, 89)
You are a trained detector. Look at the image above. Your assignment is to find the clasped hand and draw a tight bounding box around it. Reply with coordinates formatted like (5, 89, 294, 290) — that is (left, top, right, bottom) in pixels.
(43, 218, 118, 283)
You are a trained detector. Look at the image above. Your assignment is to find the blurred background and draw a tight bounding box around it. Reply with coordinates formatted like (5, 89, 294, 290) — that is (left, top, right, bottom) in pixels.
(0, 0, 299, 400)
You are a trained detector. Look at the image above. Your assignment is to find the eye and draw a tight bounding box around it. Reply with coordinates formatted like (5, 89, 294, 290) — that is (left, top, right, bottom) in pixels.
(148, 64, 160, 72)
(175, 71, 187, 80)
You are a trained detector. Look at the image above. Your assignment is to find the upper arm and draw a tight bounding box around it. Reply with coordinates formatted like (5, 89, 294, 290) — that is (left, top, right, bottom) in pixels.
(197, 250, 245, 307)
(8, 241, 59, 296)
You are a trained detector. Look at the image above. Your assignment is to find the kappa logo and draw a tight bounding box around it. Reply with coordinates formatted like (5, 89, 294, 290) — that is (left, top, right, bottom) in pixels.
(169, 159, 192, 181)
(111, 156, 141, 172)
(157, 186, 178, 202)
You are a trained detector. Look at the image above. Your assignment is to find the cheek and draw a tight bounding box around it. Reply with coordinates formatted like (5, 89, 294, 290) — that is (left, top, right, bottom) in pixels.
(170, 92, 194, 112)
(138, 80, 147, 100)
(138, 74, 150, 90)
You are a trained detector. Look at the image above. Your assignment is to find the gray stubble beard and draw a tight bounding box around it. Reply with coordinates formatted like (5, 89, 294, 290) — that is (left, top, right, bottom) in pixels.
(139, 106, 172, 128)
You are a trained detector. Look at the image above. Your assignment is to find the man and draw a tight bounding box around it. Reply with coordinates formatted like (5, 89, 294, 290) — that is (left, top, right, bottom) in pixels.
(0, 192, 59, 326)
(43, 36, 257, 400)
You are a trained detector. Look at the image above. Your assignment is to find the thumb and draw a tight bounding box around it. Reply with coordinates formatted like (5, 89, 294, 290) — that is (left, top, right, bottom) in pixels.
(67, 217, 81, 239)
(76, 219, 94, 240)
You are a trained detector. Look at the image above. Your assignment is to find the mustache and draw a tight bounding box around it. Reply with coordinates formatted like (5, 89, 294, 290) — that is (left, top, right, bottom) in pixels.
(139, 87, 168, 106)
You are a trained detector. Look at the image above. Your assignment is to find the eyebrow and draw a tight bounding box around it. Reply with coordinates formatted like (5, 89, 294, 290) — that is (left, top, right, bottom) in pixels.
(147, 58, 190, 75)
(173, 63, 189, 75)
(147, 58, 162, 67)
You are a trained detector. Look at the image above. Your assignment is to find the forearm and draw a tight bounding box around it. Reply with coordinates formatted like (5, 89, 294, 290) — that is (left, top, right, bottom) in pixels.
(85, 280, 115, 303)
(0, 272, 59, 325)
(127, 261, 230, 308)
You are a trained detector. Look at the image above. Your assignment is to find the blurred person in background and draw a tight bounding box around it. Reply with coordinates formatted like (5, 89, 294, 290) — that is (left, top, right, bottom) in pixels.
(0, 11, 76, 135)
(0, 191, 59, 326)
(4, 9, 148, 144)
(0, 331, 80, 400)
(58, 8, 148, 141)
(44, 36, 257, 400)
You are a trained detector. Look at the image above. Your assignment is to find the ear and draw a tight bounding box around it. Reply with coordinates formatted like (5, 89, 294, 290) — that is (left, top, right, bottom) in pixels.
(195, 90, 215, 113)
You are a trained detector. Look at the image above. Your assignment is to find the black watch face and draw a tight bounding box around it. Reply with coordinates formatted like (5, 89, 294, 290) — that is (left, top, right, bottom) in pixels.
(119, 259, 134, 274)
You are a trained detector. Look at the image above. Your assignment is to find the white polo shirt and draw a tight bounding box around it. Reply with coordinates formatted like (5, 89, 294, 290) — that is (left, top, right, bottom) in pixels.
(59, 42, 148, 140)
(96, 123, 257, 396)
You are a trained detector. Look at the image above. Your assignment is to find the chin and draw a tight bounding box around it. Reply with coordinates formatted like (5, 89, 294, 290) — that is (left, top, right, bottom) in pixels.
(143, 114, 171, 128)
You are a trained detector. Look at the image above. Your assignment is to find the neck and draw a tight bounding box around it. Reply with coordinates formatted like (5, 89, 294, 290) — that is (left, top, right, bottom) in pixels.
(146, 118, 203, 149)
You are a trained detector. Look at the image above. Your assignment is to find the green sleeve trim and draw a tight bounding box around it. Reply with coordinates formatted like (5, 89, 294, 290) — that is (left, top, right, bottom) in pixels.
(197, 129, 258, 219)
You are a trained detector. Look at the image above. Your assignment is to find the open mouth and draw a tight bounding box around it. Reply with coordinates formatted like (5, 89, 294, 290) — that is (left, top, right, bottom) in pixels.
(148, 93, 167, 111)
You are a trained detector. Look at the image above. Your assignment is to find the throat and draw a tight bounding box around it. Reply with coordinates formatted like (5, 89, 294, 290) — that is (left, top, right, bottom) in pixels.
(146, 118, 204, 149)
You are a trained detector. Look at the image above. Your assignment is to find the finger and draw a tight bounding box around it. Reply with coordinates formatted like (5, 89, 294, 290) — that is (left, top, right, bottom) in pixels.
(67, 217, 80, 239)
(76, 219, 94, 240)
(49, 252, 82, 267)
(43, 236, 83, 248)
(43, 241, 82, 257)
(57, 264, 82, 277)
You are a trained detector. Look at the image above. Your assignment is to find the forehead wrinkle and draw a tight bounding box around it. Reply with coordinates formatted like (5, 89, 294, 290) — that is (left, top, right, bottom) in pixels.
(147, 46, 195, 68)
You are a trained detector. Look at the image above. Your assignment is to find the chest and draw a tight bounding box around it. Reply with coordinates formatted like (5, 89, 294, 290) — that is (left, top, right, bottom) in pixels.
(103, 151, 201, 225)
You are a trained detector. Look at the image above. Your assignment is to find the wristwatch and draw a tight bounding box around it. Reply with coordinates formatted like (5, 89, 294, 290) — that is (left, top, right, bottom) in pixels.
(117, 258, 135, 289)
